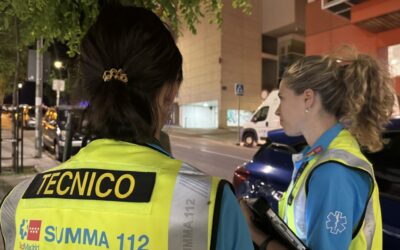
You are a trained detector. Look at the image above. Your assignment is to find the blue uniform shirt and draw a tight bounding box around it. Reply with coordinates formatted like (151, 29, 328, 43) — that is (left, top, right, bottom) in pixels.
(216, 186, 254, 250)
(293, 124, 371, 250)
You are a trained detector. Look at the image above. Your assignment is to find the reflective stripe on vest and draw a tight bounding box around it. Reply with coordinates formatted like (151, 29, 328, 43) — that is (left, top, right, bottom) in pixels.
(169, 163, 212, 250)
(0, 178, 33, 250)
(279, 131, 382, 249)
(313, 149, 374, 178)
(363, 198, 376, 249)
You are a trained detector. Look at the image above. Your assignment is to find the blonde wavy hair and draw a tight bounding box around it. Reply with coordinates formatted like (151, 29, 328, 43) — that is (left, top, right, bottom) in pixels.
(282, 46, 395, 152)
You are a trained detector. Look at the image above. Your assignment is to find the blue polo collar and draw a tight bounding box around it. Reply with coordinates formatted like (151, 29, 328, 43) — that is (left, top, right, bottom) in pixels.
(145, 137, 174, 159)
(295, 123, 344, 166)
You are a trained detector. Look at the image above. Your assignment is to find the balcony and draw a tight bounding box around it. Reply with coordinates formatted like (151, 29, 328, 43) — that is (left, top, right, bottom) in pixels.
(321, 0, 367, 19)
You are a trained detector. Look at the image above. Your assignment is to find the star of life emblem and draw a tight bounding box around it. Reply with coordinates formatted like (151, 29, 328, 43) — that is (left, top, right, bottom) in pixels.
(19, 219, 28, 240)
(326, 211, 347, 234)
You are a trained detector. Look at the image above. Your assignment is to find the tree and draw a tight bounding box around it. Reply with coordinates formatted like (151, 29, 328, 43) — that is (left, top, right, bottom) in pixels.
(0, 33, 15, 104)
(1, 0, 251, 56)
(0, 0, 251, 102)
(0, 18, 28, 105)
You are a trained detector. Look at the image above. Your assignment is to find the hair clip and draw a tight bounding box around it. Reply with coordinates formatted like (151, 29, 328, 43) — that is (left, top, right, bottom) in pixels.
(102, 68, 128, 83)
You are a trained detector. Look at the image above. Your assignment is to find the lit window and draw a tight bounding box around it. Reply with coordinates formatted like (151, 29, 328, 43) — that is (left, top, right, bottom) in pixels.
(388, 44, 400, 77)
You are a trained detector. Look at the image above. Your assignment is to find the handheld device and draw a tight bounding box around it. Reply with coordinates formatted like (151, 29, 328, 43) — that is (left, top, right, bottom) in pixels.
(245, 197, 308, 250)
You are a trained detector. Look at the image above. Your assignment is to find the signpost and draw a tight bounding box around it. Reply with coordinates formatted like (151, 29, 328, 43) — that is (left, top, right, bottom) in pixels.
(235, 83, 244, 144)
(35, 37, 43, 158)
(52, 79, 65, 106)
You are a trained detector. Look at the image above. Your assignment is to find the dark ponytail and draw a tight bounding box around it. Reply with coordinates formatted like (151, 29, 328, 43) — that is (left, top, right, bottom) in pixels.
(80, 3, 182, 143)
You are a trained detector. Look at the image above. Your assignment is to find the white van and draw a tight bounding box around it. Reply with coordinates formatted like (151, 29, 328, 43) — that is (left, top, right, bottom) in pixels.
(240, 89, 281, 146)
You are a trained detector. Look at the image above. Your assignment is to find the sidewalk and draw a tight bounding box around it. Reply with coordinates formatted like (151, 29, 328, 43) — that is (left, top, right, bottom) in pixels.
(0, 117, 59, 249)
(0, 127, 59, 200)
(164, 125, 242, 145)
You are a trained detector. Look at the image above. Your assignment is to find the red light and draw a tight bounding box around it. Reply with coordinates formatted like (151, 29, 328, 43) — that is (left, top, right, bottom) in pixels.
(233, 165, 250, 189)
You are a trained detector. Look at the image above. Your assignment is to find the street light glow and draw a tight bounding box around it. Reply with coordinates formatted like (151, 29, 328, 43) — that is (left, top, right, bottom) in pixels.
(54, 60, 63, 69)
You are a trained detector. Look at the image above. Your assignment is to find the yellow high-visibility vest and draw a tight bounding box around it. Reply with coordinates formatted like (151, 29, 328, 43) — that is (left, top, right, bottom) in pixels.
(1, 139, 223, 250)
(279, 130, 382, 250)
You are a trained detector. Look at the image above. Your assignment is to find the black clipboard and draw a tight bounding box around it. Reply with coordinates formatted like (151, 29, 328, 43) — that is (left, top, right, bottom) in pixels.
(245, 197, 309, 250)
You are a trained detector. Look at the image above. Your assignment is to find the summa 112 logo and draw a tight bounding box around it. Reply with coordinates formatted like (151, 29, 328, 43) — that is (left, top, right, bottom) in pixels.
(20, 219, 42, 241)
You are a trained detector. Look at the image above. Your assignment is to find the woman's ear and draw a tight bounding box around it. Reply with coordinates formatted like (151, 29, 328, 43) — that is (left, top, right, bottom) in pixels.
(155, 83, 179, 140)
(156, 82, 179, 126)
(163, 83, 179, 107)
(303, 88, 315, 110)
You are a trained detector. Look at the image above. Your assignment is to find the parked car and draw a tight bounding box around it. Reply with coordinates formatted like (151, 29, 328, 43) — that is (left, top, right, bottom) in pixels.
(233, 118, 400, 249)
(42, 106, 85, 161)
(21, 105, 36, 129)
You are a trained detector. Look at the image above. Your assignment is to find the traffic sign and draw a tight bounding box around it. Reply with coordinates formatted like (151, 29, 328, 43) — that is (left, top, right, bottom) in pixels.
(52, 79, 65, 92)
(235, 83, 244, 96)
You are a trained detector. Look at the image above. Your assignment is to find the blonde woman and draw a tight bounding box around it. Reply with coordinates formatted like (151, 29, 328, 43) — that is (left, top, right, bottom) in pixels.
(246, 50, 394, 250)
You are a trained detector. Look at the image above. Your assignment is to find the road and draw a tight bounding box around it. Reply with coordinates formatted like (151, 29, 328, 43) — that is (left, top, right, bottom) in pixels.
(1, 125, 258, 184)
(1, 121, 258, 184)
(170, 134, 257, 181)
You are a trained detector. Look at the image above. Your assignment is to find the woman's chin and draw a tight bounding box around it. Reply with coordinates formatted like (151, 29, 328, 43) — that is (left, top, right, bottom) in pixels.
(282, 128, 301, 137)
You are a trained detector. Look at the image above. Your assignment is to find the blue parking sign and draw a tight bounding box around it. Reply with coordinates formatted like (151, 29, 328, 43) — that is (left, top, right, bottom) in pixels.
(235, 83, 244, 96)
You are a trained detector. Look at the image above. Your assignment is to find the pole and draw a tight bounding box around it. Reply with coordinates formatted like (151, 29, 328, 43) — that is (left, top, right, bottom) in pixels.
(238, 95, 241, 144)
(16, 106, 22, 173)
(63, 112, 73, 162)
(35, 37, 44, 158)
(15, 107, 19, 172)
(20, 110, 24, 173)
(56, 90, 60, 106)
(12, 17, 20, 172)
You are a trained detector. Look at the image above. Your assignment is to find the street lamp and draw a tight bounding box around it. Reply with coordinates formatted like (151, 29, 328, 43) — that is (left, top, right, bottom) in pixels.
(54, 60, 63, 69)
(17, 82, 23, 107)
(53, 60, 65, 106)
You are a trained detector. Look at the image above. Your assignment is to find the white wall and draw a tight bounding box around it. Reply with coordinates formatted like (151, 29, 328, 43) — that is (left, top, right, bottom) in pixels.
(180, 104, 218, 128)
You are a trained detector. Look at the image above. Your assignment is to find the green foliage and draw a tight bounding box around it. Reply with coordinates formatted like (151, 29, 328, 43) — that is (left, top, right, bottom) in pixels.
(0, 0, 100, 56)
(0, 14, 25, 99)
(0, 0, 251, 101)
(0, 0, 251, 57)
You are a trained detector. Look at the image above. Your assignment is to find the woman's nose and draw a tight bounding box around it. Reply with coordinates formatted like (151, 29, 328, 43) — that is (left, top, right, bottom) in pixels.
(275, 105, 281, 116)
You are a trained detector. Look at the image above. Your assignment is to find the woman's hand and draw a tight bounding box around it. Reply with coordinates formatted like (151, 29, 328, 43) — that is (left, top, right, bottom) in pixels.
(239, 199, 288, 250)
(239, 199, 269, 245)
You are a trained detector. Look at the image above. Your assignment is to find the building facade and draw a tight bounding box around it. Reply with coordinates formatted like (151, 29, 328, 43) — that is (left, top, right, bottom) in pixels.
(306, 0, 400, 93)
(177, 0, 306, 128)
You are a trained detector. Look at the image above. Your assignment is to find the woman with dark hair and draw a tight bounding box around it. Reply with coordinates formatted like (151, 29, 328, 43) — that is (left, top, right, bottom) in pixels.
(0, 4, 253, 250)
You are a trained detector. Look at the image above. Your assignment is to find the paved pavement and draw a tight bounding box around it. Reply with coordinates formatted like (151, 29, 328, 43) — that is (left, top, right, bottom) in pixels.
(164, 125, 242, 145)
(1, 124, 59, 200)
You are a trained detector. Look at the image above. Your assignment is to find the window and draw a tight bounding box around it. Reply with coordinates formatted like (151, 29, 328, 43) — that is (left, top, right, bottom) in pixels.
(262, 35, 277, 55)
(388, 44, 400, 77)
(262, 58, 278, 91)
(252, 106, 269, 122)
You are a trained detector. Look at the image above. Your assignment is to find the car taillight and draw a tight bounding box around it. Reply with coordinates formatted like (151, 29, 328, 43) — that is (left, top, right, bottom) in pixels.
(233, 165, 250, 190)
